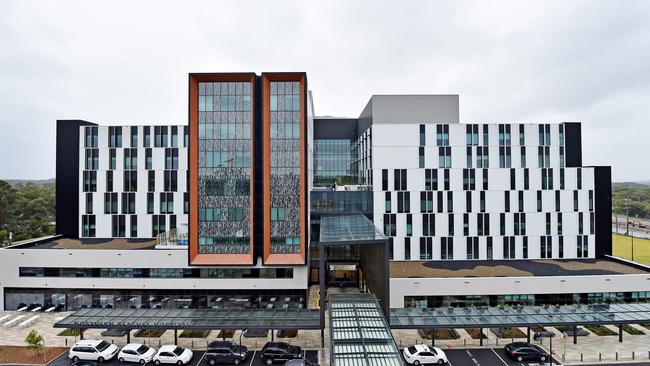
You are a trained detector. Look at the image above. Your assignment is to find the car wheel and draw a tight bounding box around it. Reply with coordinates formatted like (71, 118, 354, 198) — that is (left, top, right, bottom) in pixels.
(437, 360, 444, 365)
(540, 356, 547, 361)
(72, 356, 79, 362)
(177, 361, 184, 366)
(98, 357, 105, 363)
(155, 361, 161, 365)
(266, 359, 273, 365)
(234, 359, 240, 365)
(119, 357, 125, 363)
(413, 361, 420, 366)
(208, 359, 216, 366)
(140, 359, 146, 365)
(517, 356, 523, 362)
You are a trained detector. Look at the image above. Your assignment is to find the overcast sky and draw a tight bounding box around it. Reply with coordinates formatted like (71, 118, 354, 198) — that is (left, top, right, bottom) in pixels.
(1, 0, 649, 181)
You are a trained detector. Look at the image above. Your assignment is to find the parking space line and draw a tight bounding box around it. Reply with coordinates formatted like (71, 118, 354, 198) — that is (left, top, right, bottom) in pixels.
(196, 351, 205, 366)
(248, 350, 256, 366)
(491, 348, 510, 366)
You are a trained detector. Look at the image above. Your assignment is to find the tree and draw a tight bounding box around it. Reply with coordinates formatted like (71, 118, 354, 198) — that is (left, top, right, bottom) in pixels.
(25, 329, 44, 355)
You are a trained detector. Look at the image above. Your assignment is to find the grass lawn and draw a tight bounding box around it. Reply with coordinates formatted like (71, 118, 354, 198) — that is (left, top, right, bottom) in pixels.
(612, 234, 650, 265)
(585, 325, 617, 336)
(623, 325, 645, 335)
(57, 328, 83, 336)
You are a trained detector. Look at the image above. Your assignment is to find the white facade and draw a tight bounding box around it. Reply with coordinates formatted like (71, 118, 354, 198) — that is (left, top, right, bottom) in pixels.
(369, 122, 596, 261)
(79, 125, 188, 239)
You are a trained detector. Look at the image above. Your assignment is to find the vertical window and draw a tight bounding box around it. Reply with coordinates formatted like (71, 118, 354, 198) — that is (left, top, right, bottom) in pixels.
(123, 171, 137, 192)
(106, 171, 113, 192)
(405, 237, 411, 260)
(425, 169, 437, 190)
(184, 126, 189, 147)
(184, 192, 189, 214)
(520, 146, 527, 168)
(522, 237, 528, 259)
(487, 237, 493, 259)
(558, 236, 564, 258)
(448, 213, 454, 236)
(382, 169, 388, 191)
(130, 126, 138, 147)
(171, 126, 178, 147)
(578, 212, 584, 235)
(130, 215, 138, 238)
(109, 149, 116, 170)
(419, 124, 425, 146)
(147, 193, 154, 214)
(406, 214, 412, 236)
(589, 190, 594, 211)
(444, 169, 450, 190)
(419, 147, 425, 168)
(557, 212, 563, 235)
(111, 215, 126, 237)
(463, 213, 470, 236)
(482, 124, 489, 145)
(537, 191, 542, 212)
(518, 191, 524, 212)
(482, 169, 488, 190)
(385, 192, 391, 213)
(466, 237, 479, 259)
(82, 215, 96, 237)
(84, 126, 98, 148)
(124, 148, 137, 170)
(504, 191, 510, 212)
(524, 169, 529, 190)
(546, 213, 551, 235)
(577, 168, 582, 189)
(108, 126, 122, 148)
(85, 193, 93, 214)
(144, 126, 151, 147)
(573, 190, 579, 212)
(441, 237, 453, 260)
(519, 124, 525, 145)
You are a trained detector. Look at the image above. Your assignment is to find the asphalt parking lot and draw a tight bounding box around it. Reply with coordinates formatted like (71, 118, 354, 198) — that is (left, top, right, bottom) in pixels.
(48, 350, 319, 366)
(401, 348, 561, 366)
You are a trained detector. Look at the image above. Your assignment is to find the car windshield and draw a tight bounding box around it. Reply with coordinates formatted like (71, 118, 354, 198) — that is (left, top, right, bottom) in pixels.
(136, 345, 149, 354)
(173, 347, 185, 356)
(96, 341, 111, 352)
(407, 346, 417, 354)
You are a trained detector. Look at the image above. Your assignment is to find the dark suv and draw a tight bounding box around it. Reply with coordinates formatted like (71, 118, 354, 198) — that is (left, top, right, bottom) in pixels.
(260, 342, 302, 365)
(204, 341, 248, 365)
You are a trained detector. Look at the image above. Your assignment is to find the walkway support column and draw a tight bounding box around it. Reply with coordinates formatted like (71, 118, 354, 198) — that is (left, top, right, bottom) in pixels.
(319, 245, 327, 348)
(80, 329, 84, 340)
(431, 329, 435, 347)
(174, 329, 178, 345)
(619, 324, 623, 343)
(126, 330, 130, 343)
(479, 328, 483, 346)
(573, 326, 577, 344)
(527, 327, 530, 343)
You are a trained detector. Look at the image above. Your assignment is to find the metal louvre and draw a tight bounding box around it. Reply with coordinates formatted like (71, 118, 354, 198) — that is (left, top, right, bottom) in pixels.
(390, 303, 650, 328)
(54, 307, 320, 330)
(329, 294, 403, 366)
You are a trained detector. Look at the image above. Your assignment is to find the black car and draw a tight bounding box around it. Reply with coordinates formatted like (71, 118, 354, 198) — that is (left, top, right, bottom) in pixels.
(204, 341, 248, 365)
(260, 342, 302, 365)
(504, 342, 549, 362)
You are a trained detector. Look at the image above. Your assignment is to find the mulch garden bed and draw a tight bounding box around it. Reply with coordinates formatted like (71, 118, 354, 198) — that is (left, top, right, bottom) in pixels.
(640, 323, 650, 331)
(418, 329, 460, 340)
(0, 346, 68, 364)
(134, 328, 167, 337)
(180, 329, 211, 338)
(464, 328, 488, 339)
(277, 330, 298, 338)
(623, 325, 645, 335)
(491, 327, 526, 338)
(57, 328, 84, 336)
(217, 329, 236, 338)
(244, 329, 269, 338)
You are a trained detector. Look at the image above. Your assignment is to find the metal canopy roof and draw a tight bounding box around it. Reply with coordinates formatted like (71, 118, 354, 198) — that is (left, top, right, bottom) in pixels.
(329, 294, 403, 366)
(54, 307, 320, 330)
(320, 214, 386, 245)
(390, 303, 650, 329)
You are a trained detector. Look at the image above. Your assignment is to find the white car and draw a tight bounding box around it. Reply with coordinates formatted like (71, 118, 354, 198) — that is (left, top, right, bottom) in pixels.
(403, 344, 448, 365)
(153, 345, 194, 365)
(69, 339, 120, 363)
(118, 343, 156, 364)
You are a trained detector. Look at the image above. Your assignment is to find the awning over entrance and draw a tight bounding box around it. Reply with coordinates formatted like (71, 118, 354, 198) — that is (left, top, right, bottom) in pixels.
(54, 307, 320, 330)
(329, 293, 403, 366)
(320, 214, 386, 245)
(390, 302, 650, 329)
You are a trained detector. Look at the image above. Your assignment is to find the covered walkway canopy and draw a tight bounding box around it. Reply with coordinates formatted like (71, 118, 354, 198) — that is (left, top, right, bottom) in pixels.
(390, 302, 650, 329)
(329, 293, 403, 366)
(54, 307, 321, 330)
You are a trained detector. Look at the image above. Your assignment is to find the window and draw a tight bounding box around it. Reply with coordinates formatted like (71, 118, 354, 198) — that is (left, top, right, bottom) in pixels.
(394, 169, 407, 190)
(406, 214, 412, 236)
(573, 190, 579, 211)
(130, 215, 137, 237)
(499, 146, 511, 168)
(164, 170, 177, 192)
(84, 126, 98, 148)
(577, 168, 582, 189)
(503, 236, 515, 259)
(555, 191, 561, 212)
(106, 171, 113, 192)
(109, 149, 116, 170)
(418, 146, 424, 168)
(589, 190, 594, 211)
(520, 146, 526, 168)
(504, 191, 510, 212)
(383, 214, 396, 236)
(123, 171, 138, 192)
(578, 212, 584, 235)
(466, 191, 472, 212)
(482, 169, 488, 190)
(385, 192, 391, 213)
(498, 124, 511, 146)
(522, 236, 528, 259)
(270, 207, 286, 221)
(171, 126, 178, 147)
(448, 213, 454, 236)
(466, 124, 479, 145)
(228, 207, 243, 221)
(466, 237, 479, 259)
(397, 192, 410, 213)
(518, 191, 524, 212)
(184, 192, 189, 214)
(480, 191, 486, 212)
(130, 126, 138, 147)
(557, 212, 563, 235)
(463, 213, 470, 236)
(425, 169, 437, 190)
(111, 215, 126, 237)
(405, 237, 411, 260)
(420, 237, 433, 260)
(482, 124, 489, 145)
(466, 147, 472, 169)
(85, 149, 98, 170)
(510, 169, 516, 190)
(165, 148, 179, 170)
(422, 214, 435, 236)
(590, 212, 595, 234)
(477, 147, 489, 168)
(500, 213, 506, 236)
(124, 149, 137, 170)
(144, 126, 151, 147)
(121, 193, 136, 214)
(420, 191, 433, 213)
(147, 193, 154, 214)
(436, 124, 449, 146)
(537, 191, 542, 212)
(148, 170, 156, 192)
(85, 193, 93, 214)
(160, 193, 174, 214)
(382, 169, 388, 190)
(546, 212, 552, 235)
(108, 126, 122, 148)
(441, 237, 453, 260)
(519, 124, 525, 145)
(463, 169, 476, 190)
(104, 192, 118, 214)
(558, 236, 564, 258)
(152, 215, 166, 237)
(82, 215, 96, 237)
(83, 171, 97, 192)
(438, 147, 452, 168)
(419, 124, 425, 146)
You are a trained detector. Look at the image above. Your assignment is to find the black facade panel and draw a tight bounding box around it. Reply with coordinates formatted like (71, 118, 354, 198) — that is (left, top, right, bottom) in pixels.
(314, 118, 358, 140)
(594, 166, 612, 257)
(564, 122, 582, 167)
(253, 76, 263, 261)
(56, 120, 95, 237)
